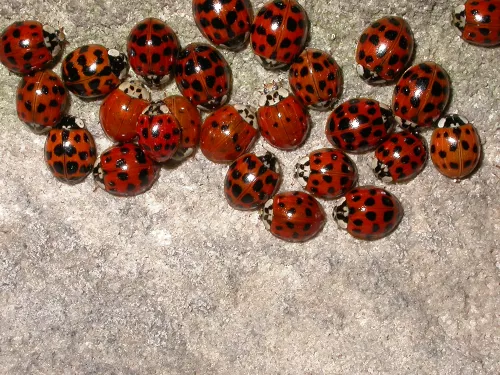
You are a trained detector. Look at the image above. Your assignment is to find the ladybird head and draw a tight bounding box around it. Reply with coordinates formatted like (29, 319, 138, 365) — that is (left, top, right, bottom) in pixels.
(172, 147, 195, 161)
(92, 158, 105, 191)
(294, 155, 311, 188)
(256, 55, 288, 70)
(108, 49, 129, 80)
(452, 4, 466, 32)
(259, 152, 281, 175)
(234, 104, 258, 130)
(371, 155, 393, 183)
(142, 100, 171, 116)
(379, 102, 396, 131)
(332, 196, 349, 229)
(260, 198, 274, 230)
(356, 63, 387, 85)
(259, 82, 289, 107)
(438, 114, 468, 128)
(142, 73, 169, 88)
(42, 24, 65, 57)
(198, 94, 229, 112)
(118, 80, 151, 100)
(220, 32, 250, 51)
(57, 115, 85, 130)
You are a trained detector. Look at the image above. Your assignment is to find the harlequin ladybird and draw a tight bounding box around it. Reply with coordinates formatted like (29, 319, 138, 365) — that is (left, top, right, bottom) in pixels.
(163, 95, 202, 160)
(325, 98, 395, 153)
(192, 0, 253, 51)
(200, 104, 258, 163)
(93, 143, 159, 197)
(257, 84, 310, 151)
(127, 18, 180, 86)
(16, 70, 68, 134)
(295, 148, 357, 199)
(260, 191, 326, 242)
(224, 152, 281, 210)
(250, 0, 309, 69)
(356, 16, 414, 84)
(333, 186, 404, 240)
(99, 80, 150, 142)
(61, 44, 128, 99)
(453, 0, 500, 46)
(0, 20, 65, 74)
(175, 43, 231, 111)
(373, 131, 428, 183)
(44, 116, 96, 184)
(136, 101, 182, 163)
(288, 48, 343, 110)
(392, 62, 451, 129)
(430, 114, 481, 179)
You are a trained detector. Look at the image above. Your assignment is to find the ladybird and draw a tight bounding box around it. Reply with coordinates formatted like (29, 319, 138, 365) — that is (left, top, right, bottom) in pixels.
(430, 114, 481, 179)
(372, 131, 428, 183)
(250, 0, 309, 69)
(392, 62, 451, 129)
(127, 18, 180, 87)
(100, 80, 151, 142)
(16, 70, 68, 134)
(356, 16, 414, 84)
(257, 84, 310, 151)
(325, 98, 395, 153)
(260, 191, 326, 242)
(136, 101, 182, 163)
(61, 44, 128, 99)
(453, 0, 500, 46)
(224, 152, 281, 210)
(192, 0, 253, 51)
(288, 48, 343, 110)
(44, 116, 97, 184)
(0, 20, 65, 74)
(163, 95, 202, 160)
(333, 186, 404, 240)
(174, 43, 231, 111)
(93, 143, 159, 197)
(200, 104, 258, 163)
(295, 148, 358, 199)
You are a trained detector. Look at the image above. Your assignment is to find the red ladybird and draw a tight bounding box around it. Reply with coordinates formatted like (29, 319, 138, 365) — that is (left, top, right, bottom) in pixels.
(325, 98, 395, 153)
(356, 16, 414, 84)
(16, 70, 68, 134)
(333, 186, 404, 240)
(224, 152, 281, 210)
(200, 104, 258, 163)
(392, 62, 451, 129)
(136, 101, 182, 163)
(127, 18, 180, 86)
(260, 191, 326, 242)
(430, 114, 481, 179)
(61, 44, 128, 99)
(373, 131, 427, 183)
(0, 20, 65, 74)
(44, 116, 97, 184)
(250, 0, 309, 69)
(288, 48, 343, 110)
(93, 143, 159, 197)
(257, 84, 310, 151)
(192, 0, 253, 51)
(295, 148, 358, 199)
(175, 43, 231, 111)
(100, 80, 151, 142)
(453, 0, 500, 46)
(163, 95, 202, 160)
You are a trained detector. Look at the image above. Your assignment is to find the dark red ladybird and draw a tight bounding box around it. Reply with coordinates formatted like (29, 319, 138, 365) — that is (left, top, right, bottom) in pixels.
(192, 0, 253, 50)
(44, 116, 97, 184)
(325, 98, 395, 153)
(127, 18, 180, 86)
(174, 43, 232, 111)
(453, 0, 500, 46)
(0, 20, 65, 74)
(289, 48, 343, 110)
(356, 16, 414, 84)
(260, 191, 326, 242)
(295, 148, 358, 199)
(224, 152, 281, 210)
(333, 186, 404, 240)
(250, 0, 309, 69)
(93, 143, 159, 197)
(16, 70, 68, 134)
(373, 131, 427, 183)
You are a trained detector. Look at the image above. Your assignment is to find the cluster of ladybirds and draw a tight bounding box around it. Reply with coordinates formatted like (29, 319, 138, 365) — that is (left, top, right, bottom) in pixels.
(0, 0, 494, 242)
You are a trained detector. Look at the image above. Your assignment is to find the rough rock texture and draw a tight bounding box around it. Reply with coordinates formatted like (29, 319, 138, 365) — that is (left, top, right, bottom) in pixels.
(0, 0, 499, 374)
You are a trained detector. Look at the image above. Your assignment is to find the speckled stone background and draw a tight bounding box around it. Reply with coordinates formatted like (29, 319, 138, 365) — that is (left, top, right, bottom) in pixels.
(0, 0, 499, 374)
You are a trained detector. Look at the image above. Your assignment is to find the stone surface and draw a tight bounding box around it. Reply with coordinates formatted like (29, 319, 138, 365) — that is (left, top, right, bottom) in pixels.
(0, 0, 499, 374)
